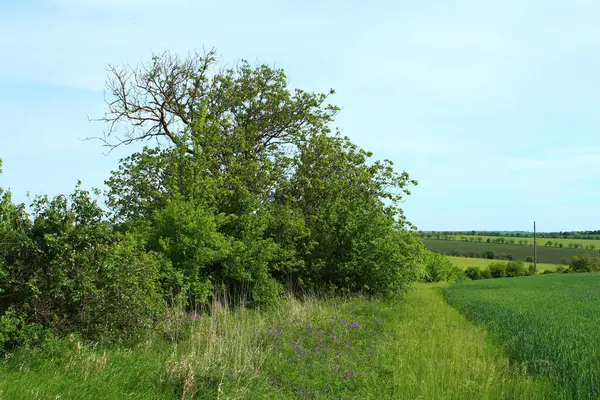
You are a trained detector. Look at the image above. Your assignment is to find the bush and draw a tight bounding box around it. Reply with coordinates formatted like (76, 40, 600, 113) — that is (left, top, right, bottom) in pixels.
(0, 185, 166, 345)
(465, 266, 482, 280)
(422, 252, 463, 282)
(542, 269, 554, 275)
(487, 262, 507, 278)
(570, 255, 600, 273)
(505, 261, 526, 277)
(480, 268, 492, 279)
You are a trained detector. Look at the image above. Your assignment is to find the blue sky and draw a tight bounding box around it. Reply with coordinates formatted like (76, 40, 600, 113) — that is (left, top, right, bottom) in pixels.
(1, 0, 599, 231)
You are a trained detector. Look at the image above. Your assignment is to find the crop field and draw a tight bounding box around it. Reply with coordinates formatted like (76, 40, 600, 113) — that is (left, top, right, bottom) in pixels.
(446, 274, 600, 399)
(424, 239, 596, 265)
(447, 235, 600, 249)
(447, 256, 557, 273)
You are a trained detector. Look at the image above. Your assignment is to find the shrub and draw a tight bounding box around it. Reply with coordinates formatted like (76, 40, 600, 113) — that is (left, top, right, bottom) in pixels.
(0, 185, 166, 345)
(570, 255, 600, 273)
(555, 265, 567, 274)
(505, 261, 526, 277)
(422, 252, 463, 282)
(465, 266, 482, 280)
(487, 262, 507, 278)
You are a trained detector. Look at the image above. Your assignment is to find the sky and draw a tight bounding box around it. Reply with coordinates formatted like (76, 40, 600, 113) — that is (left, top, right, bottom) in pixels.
(1, 0, 599, 232)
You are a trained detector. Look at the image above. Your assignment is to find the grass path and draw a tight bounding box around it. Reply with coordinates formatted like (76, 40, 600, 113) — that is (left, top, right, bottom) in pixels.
(0, 284, 554, 399)
(384, 283, 555, 399)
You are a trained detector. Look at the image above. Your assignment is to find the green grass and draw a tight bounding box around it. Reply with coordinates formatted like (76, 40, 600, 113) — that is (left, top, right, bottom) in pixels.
(447, 256, 558, 273)
(0, 286, 554, 399)
(449, 235, 600, 249)
(424, 239, 596, 265)
(446, 274, 600, 399)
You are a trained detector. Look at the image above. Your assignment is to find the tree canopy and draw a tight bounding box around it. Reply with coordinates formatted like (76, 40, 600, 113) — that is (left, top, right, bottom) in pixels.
(0, 50, 425, 350)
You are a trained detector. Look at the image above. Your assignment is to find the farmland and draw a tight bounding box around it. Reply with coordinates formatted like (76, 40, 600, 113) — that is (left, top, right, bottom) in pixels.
(446, 274, 600, 399)
(447, 256, 558, 273)
(444, 235, 600, 249)
(424, 239, 597, 265)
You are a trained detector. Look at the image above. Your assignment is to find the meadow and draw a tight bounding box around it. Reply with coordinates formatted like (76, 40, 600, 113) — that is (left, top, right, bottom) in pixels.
(446, 274, 600, 399)
(423, 239, 596, 265)
(447, 256, 558, 273)
(0, 285, 555, 399)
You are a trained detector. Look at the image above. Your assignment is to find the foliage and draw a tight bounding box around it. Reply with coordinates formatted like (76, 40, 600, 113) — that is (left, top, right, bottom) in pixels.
(0, 183, 165, 347)
(422, 252, 463, 282)
(505, 261, 528, 277)
(487, 262, 507, 278)
(569, 255, 600, 272)
(103, 51, 423, 305)
(1, 49, 424, 355)
(464, 266, 482, 280)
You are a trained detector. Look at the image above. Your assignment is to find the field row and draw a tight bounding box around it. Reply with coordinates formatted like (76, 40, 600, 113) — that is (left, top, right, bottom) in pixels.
(424, 235, 600, 249)
(424, 239, 597, 265)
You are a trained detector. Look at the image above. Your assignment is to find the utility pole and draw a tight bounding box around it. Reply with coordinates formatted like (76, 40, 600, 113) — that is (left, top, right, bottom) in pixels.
(533, 221, 537, 273)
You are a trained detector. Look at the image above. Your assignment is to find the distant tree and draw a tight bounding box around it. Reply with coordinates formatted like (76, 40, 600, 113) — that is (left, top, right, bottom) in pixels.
(505, 261, 526, 277)
(559, 243, 564, 248)
(545, 241, 553, 247)
(486, 238, 491, 243)
(465, 266, 482, 280)
(568, 243, 574, 248)
(486, 250, 496, 260)
(488, 262, 507, 278)
(570, 255, 600, 272)
(526, 256, 534, 262)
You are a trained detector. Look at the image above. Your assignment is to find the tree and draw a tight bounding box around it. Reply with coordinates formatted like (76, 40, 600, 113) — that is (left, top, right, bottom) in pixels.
(101, 50, 423, 303)
(95, 50, 338, 158)
(570, 255, 600, 272)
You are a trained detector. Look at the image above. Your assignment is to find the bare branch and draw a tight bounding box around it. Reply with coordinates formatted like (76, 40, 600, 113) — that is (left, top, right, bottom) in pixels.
(88, 49, 218, 153)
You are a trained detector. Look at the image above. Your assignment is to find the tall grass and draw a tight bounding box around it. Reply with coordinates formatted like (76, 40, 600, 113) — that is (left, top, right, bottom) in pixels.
(0, 286, 553, 399)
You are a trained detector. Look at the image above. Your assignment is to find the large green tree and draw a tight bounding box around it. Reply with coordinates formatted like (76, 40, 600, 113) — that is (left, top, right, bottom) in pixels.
(100, 50, 424, 305)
